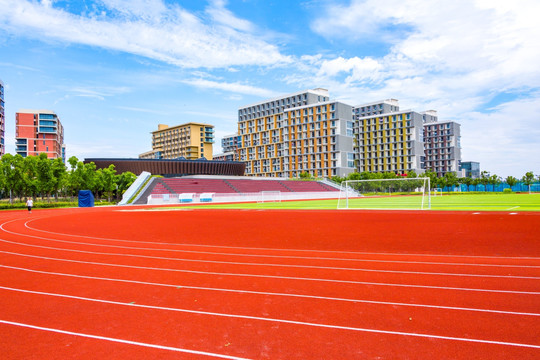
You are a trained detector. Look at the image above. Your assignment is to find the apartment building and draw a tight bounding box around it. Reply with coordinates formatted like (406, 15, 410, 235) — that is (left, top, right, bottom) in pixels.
(139, 123, 214, 160)
(214, 133, 241, 162)
(353, 100, 425, 174)
(15, 109, 65, 161)
(423, 117, 461, 176)
(0, 79, 4, 156)
(238, 89, 355, 178)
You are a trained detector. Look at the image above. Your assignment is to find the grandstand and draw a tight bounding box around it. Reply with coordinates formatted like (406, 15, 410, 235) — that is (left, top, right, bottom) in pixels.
(131, 176, 340, 205)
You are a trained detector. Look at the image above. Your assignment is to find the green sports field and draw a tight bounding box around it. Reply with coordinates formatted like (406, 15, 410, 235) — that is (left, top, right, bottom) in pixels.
(175, 193, 540, 211)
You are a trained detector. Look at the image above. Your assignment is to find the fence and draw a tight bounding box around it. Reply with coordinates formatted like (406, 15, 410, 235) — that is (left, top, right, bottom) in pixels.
(147, 191, 340, 205)
(440, 181, 540, 193)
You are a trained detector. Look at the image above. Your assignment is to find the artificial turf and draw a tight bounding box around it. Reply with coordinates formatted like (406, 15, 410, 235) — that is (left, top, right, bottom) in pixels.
(170, 193, 540, 211)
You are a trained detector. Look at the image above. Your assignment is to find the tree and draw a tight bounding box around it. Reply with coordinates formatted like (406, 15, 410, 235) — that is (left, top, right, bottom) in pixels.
(51, 158, 67, 200)
(479, 171, 490, 191)
(505, 176, 518, 190)
(36, 153, 54, 201)
(22, 155, 39, 199)
(522, 171, 535, 193)
(443, 172, 459, 191)
(116, 171, 137, 201)
(488, 174, 501, 191)
(101, 165, 117, 202)
(423, 169, 438, 190)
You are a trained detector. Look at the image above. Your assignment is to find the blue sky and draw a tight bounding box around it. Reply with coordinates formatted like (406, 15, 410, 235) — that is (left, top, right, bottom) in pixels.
(0, 0, 539, 177)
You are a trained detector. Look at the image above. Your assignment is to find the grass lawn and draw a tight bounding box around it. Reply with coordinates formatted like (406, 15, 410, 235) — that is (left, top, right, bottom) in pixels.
(166, 193, 540, 211)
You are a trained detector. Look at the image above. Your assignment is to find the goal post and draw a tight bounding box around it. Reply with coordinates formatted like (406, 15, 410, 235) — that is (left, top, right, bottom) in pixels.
(337, 177, 431, 210)
(258, 191, 282, 203)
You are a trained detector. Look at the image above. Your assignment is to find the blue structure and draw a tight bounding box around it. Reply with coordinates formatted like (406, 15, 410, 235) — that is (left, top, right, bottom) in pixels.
(78, 190, 95, 207)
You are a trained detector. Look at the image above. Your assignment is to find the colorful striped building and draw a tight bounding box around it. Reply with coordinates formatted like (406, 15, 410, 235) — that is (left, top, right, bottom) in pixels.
(237, 89, 355, 178)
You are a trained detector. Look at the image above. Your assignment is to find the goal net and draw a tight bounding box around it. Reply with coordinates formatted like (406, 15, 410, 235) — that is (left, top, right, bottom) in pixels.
(337, 177, 431, 210)
(258, 191, 282, 203)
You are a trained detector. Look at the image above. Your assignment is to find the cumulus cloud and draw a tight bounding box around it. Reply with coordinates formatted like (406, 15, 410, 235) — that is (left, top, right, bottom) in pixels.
(0, 0, 290, 68)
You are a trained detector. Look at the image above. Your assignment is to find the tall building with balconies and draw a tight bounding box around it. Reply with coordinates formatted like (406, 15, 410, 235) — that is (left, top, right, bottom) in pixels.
(353, 103, 425, 174)
(0, 79, 5, 156)
(238, 89, 355, 178)
(139, 122, 214, 160)
(423, 118, 461, 176)
(15, 109, 65, 161)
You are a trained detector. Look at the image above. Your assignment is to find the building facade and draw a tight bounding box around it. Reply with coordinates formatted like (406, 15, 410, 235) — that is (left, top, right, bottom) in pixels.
(0, 79, 5, 156)
(139, 123, 214, 160)
(238, 89, 355, 178)
(460, 161, 480, 178)
(213, 133, 241, 162)
(15, 109, 65, 161)
(423, 119, 461, 176)
(353, 100, 425, 174)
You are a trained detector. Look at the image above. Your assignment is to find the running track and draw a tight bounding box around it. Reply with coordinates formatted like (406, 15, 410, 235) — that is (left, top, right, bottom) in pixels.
(0, 206, 539, 359)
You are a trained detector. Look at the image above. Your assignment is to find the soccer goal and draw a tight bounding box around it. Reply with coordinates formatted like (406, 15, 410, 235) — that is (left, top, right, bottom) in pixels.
(337, 177, 431, 210)
(258, 191, 282, 203)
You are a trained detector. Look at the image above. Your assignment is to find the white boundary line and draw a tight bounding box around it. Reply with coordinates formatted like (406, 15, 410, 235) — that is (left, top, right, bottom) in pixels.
(0, 319, 250, 359)
(0, 219, 535, 269)
(2, 264, 538, 317)
(20, 215, 540, 260)
(1, 250, 539, 295)
(2, 237, 539, 280)
(1, 287, 539, 350)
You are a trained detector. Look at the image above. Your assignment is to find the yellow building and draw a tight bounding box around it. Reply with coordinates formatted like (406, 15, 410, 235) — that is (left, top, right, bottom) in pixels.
(139, 123, 214, 160)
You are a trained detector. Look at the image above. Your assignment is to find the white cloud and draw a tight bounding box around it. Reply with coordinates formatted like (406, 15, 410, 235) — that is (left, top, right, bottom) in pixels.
(0, 0, 290, 69)
(181, 78, 279, 98)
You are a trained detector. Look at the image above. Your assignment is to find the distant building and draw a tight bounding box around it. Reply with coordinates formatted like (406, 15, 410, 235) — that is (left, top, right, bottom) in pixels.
(15, 109, 65, 162)
(214, 133, 241, 162)
(0, 79, 5, 156)
(423, 117, 461, 177)
(460, 161, 480, 178)
(238, 88, 355, 178)
(139, 123, 215, 160)
(353, 100, 425, 174)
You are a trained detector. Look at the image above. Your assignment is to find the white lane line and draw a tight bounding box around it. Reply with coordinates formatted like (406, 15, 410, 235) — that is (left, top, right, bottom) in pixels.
(2, 251, 539, 295)
(0, 319, 250, 359)
(2, 265, 539, 317)
(2, 237, 539, 280)
(17, 217, 540, 260)
(1, 287, 539, 350)
(0, 221, 536, 269)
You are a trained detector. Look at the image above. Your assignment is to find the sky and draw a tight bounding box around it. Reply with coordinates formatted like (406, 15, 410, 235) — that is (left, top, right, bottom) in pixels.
(0, 0, 539, 178)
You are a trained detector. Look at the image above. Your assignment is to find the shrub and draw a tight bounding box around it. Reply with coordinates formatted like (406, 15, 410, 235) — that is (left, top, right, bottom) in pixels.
(503, 188, 513, 194)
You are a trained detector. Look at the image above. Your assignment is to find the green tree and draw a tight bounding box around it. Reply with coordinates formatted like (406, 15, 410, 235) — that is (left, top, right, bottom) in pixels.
(22, 155, 39, 199)
(51, 158, 67, 200)
(36, 153, 54, 201)
(423, 169, 438, 190)
(479, 171, 490, 191)
(488, 174, 501, 191)
(101, 165, 117, 202)
(505, 175, 518, 189)
(1, 154, 24, 203)
(443, 172, 459, 191)
(115, 171, 137, 201)
(522, 171, 535, 193)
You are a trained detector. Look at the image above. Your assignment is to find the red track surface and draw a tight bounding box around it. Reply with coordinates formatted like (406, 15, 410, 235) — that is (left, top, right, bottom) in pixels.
(1, 206, 539, 359)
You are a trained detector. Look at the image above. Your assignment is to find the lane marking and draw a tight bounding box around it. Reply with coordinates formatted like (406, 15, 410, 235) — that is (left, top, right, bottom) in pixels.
(0, 319, 251, 359)
(1, 288, 539, 350)
(1, 265, 539, 317)
(2, 237, 539, 280)
(15, 217, 540, 260)
(0, 221, 536, 269)
(1, 251, 539, 295)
